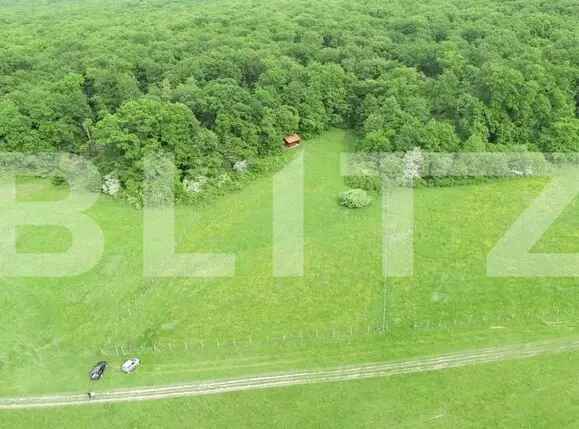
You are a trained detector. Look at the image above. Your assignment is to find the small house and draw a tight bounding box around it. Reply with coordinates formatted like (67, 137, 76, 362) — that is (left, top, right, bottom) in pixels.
(283, 134, 301, 149)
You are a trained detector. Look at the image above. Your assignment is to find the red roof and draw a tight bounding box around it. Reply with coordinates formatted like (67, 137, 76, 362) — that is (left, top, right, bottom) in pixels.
(284, 134, 301, 145)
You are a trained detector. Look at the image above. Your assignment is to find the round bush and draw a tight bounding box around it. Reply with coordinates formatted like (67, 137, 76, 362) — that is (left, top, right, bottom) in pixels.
(339, 189, 372, 209)
(50, 174, 67, 187)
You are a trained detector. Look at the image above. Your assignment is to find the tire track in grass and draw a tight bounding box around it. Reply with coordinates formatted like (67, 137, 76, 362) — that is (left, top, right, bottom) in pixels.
(2, 337, 579, 409)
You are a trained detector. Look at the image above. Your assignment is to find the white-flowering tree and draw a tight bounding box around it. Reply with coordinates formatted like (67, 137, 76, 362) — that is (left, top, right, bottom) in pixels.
(233, 160, 249, 174)
(402, 147, 423, 186)
(102, 173, 121, 196)
(183, 175, 208, 194)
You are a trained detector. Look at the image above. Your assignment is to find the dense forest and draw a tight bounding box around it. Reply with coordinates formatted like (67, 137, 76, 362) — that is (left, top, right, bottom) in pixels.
(0, 0, 578, 202)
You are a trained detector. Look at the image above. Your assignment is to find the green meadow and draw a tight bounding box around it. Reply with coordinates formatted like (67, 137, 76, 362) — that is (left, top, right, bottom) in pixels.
(2, 129, 386, 396)
(4, 350, 579, 428)
(2, 130, 579, 424)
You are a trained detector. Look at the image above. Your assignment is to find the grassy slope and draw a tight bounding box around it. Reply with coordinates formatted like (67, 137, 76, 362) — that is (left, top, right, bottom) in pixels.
(4, 351, 579, 428)
(1, 130, 387, 396)
(2, 129, 579, 425)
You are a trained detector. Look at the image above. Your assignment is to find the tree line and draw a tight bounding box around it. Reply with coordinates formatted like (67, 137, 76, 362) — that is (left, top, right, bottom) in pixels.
(0, 0, 577, 201)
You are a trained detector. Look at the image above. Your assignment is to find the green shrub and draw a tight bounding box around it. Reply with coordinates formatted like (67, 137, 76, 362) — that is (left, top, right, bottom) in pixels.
(50, 175, 67, 187)
(345, 175, 382, 192)
(339, 189, 372, 209)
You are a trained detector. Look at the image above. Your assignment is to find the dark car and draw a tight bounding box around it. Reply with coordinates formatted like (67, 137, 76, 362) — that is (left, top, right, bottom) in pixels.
(89, 361, 108, 381)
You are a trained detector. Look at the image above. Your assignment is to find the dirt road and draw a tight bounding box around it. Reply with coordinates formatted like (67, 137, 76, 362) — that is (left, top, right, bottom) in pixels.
(1, 337, 577, 410)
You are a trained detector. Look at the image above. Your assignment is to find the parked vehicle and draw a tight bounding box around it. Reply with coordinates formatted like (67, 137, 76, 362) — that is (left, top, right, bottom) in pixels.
(89, 361, 108, 381)
(120, 358, 141, 374)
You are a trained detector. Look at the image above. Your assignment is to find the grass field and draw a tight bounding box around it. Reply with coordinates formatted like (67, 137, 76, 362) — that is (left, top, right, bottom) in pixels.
(4, 351, 579, 428)
(1, 129, 387, 396)
(2, 129, 579, 425)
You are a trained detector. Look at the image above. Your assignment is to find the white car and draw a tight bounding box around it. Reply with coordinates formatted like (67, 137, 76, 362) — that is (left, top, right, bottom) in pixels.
(120, 358, 141, 374)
